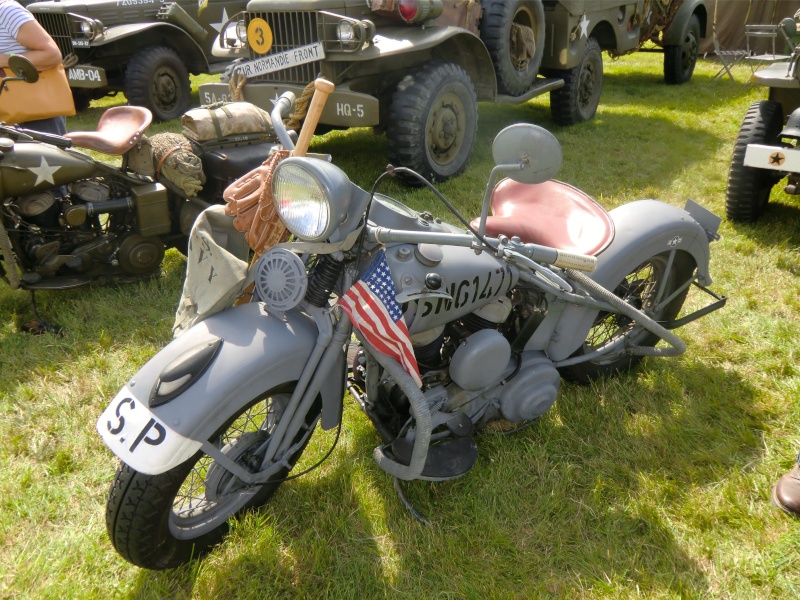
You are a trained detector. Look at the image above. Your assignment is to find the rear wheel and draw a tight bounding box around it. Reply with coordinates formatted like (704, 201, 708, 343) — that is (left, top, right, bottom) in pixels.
(387, 61, 478, 184)
(560, 251, 695, 383)
(124, 46, 191, 122)
(663, 14, 701, 85)
(550, 37, 603, 126)
(106, 384, 320, 569)
(726, 100, 786, 222)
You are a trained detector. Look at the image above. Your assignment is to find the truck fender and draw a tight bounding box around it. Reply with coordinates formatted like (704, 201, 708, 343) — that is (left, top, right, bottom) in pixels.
(93, 23, 208, 67)
(349, 27, 497, 100)
(662, 0, 708, 45)
(546, 199, 712, 361)
(96, 302, 344, 475)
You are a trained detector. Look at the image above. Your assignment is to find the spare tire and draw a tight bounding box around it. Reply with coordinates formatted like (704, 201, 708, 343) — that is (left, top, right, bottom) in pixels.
(479, 0, 545, 96)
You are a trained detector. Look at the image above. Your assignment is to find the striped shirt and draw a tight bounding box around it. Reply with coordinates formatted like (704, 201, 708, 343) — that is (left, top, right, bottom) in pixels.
(0, 0, 35, 56)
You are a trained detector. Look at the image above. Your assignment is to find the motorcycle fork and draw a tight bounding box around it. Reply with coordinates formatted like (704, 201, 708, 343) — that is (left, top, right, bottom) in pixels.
(199, 302, 351, 486)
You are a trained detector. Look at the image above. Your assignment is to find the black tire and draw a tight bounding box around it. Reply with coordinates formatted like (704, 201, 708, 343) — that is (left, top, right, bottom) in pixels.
(725, 100, 785, 222)
(105, 384, 320, 569)
(479, 0, 545, 96)
(72, 89, 91, 112)
(550, 37, 603, 126)
(663, 14, 700, 85)
(386, 60, 478, 184)
(560, 251, 695, 384)
(124, 46, 191, 122)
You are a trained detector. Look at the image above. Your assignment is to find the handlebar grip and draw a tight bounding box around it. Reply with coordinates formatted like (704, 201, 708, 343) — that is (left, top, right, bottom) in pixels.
(291, 78, 334, 157)
(553, 250, 597, 272)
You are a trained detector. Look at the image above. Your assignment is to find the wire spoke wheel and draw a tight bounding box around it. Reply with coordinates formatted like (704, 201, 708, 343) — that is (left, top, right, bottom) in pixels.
(560, 251, 694, 383)
(169, 396, 286, 538)
(106, 383, 321, 569)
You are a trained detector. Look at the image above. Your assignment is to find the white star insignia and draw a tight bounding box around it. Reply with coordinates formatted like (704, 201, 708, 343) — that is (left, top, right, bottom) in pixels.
(29, 157, 60, 186)
(211, 8, 230, 33)
(270, 92, 282, 107)
(579, 14, 590, 39)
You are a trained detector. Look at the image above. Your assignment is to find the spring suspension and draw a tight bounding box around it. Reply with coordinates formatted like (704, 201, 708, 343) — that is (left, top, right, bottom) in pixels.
(305, 254, 345, 307)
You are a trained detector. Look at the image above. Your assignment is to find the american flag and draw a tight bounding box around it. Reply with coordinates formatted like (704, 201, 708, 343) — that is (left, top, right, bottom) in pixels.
(337, 250, 422, 388)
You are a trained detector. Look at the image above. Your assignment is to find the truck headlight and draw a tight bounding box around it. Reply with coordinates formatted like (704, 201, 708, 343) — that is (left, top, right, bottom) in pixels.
(272, 158, 351, 242)
(77, 17, 102, 41)
(236, 20, 248, 43)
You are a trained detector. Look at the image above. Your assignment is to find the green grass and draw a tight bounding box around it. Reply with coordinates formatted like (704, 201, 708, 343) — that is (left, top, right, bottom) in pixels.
(2, 54, 800, 598)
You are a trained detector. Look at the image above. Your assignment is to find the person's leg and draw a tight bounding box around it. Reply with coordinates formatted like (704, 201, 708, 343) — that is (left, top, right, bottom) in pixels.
(19, 115, 67, 135)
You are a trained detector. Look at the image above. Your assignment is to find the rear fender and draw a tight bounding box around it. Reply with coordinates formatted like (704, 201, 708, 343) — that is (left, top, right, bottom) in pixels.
(662, 0, 708, 44)
(97, 302, 344, 475)
(546, 199, 712, 361)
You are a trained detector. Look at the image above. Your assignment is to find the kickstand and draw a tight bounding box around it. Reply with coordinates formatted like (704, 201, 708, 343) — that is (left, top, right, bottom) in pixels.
(22, 291, 64, 335)
(392, 477, 430, 526)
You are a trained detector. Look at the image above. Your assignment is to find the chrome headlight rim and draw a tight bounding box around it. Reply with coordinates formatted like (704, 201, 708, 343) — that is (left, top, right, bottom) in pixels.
(272, 157, 352, 243)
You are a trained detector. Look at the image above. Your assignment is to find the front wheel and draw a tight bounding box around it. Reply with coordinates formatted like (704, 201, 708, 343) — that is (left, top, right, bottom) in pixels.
(725, 100, 786, 222)
(124, 46, 191, 122)
(386, 60, 478, 184)
(663, 14, 701, 85)
(559, 251, 695, 384)
(550, 37, 603, 126)
(105, 384, 320, 569)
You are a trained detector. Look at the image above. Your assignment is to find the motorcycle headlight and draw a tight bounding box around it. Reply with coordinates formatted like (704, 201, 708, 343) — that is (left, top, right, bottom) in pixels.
(272, 158, 352, 242)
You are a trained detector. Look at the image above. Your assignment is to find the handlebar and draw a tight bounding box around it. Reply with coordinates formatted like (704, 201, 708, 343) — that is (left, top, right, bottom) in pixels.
(0, 123, 72, 148)
(368, 225, 597, 273)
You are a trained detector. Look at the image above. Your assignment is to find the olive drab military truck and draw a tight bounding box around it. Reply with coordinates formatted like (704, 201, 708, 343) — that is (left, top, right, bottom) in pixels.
(199, 0, 707, 182)
(26, 0, 249, 121)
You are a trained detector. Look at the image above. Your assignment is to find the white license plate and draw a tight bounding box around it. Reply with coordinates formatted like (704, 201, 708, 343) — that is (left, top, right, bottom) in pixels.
(66, 65, 106, 87)
(235, 42, 325, 79)
(97, 387, 199, 474)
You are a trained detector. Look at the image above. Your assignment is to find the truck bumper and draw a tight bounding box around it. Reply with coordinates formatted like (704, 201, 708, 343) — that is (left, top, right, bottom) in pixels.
(744, 143, 797, 172)
(198, 82, 380, 128)
(65, 64, 107, 88)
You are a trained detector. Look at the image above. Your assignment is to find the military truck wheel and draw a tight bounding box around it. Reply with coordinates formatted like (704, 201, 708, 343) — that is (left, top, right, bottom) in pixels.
(664, 14, 700, 85)
(550, 37, 602, 126)
(725, 100, 785, 222)
(479, 0, 545, 96)
(124, 46, 191, 122)
(387, 61, 478, 184)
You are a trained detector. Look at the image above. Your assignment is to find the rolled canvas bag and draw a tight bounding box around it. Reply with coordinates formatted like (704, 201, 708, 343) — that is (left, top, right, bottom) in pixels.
(0, 63, 76, 124)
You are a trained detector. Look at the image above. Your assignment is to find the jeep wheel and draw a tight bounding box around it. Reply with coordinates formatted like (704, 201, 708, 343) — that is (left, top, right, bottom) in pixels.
(725, 100, 785, 222)
(664, 14, 700, 85)
(387, 61, 478, 184)
(125, 46, 191, 122)
(550, 37, 602, 126)
(479, 0, 545, 96)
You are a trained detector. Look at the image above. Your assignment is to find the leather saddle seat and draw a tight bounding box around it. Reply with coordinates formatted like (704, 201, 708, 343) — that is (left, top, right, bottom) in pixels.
(66, 106, 152, 156)
(471, 178, 615, 256)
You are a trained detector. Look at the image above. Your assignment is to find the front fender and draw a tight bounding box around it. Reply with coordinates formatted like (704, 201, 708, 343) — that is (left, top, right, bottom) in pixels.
(662, 0, 707, 45)
(96, 302, 344, 475)
(546, 199, 712, 361)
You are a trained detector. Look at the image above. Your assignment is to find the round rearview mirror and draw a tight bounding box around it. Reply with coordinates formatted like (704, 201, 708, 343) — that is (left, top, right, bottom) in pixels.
(492, 123, 562, 185)
(8, 55, 39, 84)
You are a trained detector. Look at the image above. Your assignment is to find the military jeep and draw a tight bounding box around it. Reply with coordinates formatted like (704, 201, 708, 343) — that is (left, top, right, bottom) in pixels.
(725, 17, 800, 222)
(199, 0, 706, 181)
(27, 0, 249, 121)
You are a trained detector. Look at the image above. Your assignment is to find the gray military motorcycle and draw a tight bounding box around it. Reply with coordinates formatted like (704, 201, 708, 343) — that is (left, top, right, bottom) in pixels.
(97, 84, 727, 570)
(0, 56, 276, 307)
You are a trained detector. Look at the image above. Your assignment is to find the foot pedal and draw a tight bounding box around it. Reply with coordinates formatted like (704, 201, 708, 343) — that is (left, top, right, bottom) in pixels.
(446, 412, 473, 437)
(390, 435, 478, 481)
